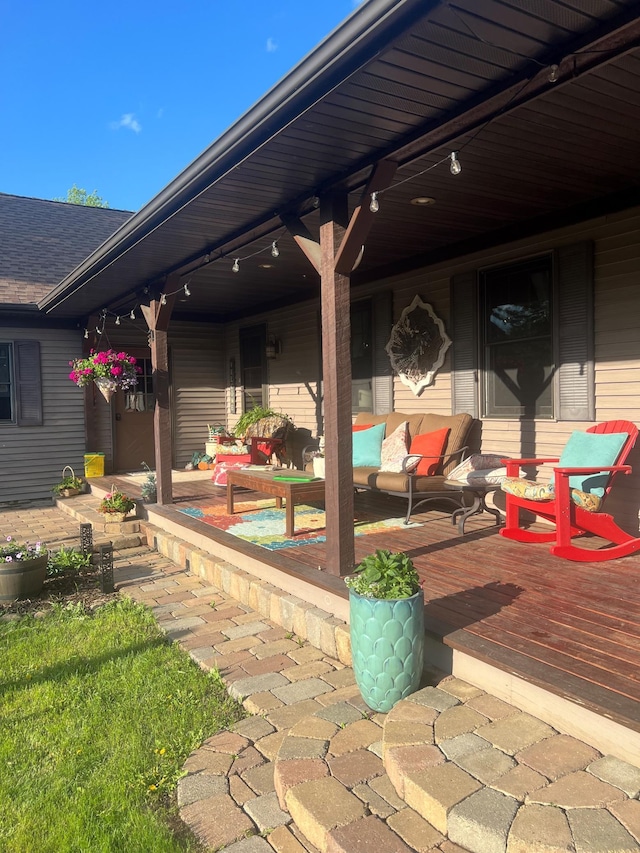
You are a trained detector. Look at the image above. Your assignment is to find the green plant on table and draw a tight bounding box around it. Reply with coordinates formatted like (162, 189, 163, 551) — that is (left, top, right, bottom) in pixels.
(232, 401, 291, 438)
(344, 549, 420, 599)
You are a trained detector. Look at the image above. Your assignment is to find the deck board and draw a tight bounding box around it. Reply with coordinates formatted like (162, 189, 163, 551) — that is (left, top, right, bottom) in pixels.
(108, 472, 640, 731)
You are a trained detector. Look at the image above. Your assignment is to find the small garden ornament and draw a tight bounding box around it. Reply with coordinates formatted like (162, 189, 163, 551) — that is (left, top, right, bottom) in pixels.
(345, 549, 425, 712)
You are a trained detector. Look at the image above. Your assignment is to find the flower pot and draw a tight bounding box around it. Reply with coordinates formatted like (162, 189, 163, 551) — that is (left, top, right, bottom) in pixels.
(95, 378, 114, 402)
(59, 488, 81, 498)
(0, 553, 48, 602)
(349, 588, 425, 713)
(102, 511, 133, 523)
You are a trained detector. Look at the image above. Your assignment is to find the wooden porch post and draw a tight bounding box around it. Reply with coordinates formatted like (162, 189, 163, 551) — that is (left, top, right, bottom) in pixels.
(319, 193, 355, 576)
(141, 275, 179, 505)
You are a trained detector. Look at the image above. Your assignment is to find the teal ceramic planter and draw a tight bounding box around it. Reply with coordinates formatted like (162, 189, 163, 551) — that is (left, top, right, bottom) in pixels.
(349, 588, 425, 713)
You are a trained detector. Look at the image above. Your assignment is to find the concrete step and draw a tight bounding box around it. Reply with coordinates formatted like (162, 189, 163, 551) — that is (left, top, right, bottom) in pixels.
(54, 494, 144, 549)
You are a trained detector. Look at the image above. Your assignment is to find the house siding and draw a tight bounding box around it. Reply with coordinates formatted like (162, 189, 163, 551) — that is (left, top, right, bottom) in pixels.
(0, 327, 86, 504)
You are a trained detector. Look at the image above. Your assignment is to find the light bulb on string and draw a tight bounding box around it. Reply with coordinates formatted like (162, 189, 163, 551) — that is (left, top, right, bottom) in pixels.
(130, 309, 135, 320)
(232, 259, 240, 273)
(271, 241, 280, 258)
(449, 152, 462, 175)
(83, 329, 89, 339)
(183, 283, 191, 296)
(548, 64, 559, 83)
(369, 192, 380, 213)
(115, 316, 121, 325)
(161, 294, 167, 305)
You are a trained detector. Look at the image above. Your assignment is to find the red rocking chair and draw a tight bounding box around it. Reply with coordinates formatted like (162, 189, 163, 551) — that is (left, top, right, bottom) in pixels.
(500, 420, 640, 562)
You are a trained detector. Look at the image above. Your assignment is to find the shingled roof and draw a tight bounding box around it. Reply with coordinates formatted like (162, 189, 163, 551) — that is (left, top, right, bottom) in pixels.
(0, 193, 132, 305)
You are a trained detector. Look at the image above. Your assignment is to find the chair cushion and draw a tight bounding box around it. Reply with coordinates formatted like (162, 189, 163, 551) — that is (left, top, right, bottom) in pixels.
(352, 422, 385, 467)
(501, 477, 603, 511)
(408, 428, 450, 476)
(380, 421, 409, 473)
(559, 431, 628, 496)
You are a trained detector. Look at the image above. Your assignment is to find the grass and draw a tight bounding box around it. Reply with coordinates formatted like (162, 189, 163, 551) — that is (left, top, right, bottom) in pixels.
(0, 598, 244, 852)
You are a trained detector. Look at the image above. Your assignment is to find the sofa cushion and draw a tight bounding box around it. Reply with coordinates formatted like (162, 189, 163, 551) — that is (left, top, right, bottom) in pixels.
(380, 421, 409, 473)
(409, 428, 450, 476)
(417, 412, 473, 475)
(352, 423, 374, 432)
(355, 469, 448, 493)
(352, 422, 385, 467)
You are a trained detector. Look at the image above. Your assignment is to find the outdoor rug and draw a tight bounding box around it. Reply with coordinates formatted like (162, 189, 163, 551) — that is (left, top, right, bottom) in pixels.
(179, 499, 422, 551)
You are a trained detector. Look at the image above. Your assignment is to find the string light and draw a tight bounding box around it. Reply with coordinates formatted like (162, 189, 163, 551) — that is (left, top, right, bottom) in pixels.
(449, 151, 462, 175)
(548, 64, 559, 82)
(160, 294, 167, 305)
(115, 316, 121, 325)
(83, 329, 89, 339)
(183, 283, 191, 296)
(232, 258, 240, 273)
(130, 309, 135, 320)
(271, 241, 280, 258)
(369, 192, 380, 213)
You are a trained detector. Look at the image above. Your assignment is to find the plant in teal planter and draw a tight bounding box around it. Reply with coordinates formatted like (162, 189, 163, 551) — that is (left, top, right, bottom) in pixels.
(345, 549, 424, 713)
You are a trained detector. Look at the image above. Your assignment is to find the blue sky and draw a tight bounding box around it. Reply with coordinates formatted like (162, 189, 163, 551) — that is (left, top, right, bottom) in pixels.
(1, 0, 362, 212)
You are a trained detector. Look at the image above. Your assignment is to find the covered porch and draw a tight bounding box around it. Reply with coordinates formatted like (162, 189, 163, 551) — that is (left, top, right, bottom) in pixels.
(88, 469, 640, 764)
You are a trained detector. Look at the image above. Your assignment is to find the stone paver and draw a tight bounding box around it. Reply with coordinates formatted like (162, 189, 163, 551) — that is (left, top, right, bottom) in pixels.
(16, 503, 640, 853)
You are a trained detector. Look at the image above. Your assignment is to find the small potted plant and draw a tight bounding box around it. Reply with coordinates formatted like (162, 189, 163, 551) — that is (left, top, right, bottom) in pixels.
(140, 462, 157, 504)
(52, 466, 86, 498)
(345, 549, 425, 713)
(0, 536, 48, 601)
(98, 487, 137, 522)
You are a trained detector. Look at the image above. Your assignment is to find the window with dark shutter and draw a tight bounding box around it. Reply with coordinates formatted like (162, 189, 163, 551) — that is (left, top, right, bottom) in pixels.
(15, 340, 43, 427)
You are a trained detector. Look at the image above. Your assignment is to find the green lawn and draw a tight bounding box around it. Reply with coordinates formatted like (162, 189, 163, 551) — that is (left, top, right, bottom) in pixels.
(0, 598, 243, 852)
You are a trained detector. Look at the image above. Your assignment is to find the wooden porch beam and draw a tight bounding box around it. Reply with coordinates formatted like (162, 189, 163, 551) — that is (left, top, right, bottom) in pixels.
(319, 192, 355, 577)
(140, 275, 179, 506)
(334, 160, 398, 276)
(280, 214, 322, 275)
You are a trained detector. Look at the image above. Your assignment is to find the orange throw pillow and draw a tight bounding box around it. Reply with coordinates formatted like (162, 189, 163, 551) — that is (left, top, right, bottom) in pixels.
(409, 428, 450, 476)
(352, 424, 374, 432)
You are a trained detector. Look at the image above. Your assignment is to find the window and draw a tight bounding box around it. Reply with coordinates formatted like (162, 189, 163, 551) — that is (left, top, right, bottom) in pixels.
(351, 300, 373, 412)
(0, 343, 12, 421)
(125, 358, 154, 412)
(239, 325, 267, 412)
(451, 241, 593, 423)
(481, 255, 554, 418)
(0, 340, 42, 426)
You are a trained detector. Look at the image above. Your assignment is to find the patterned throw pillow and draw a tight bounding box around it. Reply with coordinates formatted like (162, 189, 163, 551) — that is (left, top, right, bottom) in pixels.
(380, 421, 409, 473)
(448, 454, 508, 481)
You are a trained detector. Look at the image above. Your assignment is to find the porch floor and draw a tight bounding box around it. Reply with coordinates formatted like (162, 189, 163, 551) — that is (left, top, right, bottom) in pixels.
(103, 470, 640, 738)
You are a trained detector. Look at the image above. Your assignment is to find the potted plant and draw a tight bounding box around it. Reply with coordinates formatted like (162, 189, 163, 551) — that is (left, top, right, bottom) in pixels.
(68, 349, 140, 402)
(140, 462, 157, 504)
(0, 537, 48, 601)
(345, 549, 425, 713)
(98, 488, 137, 522)
(52, 466, 86, 498)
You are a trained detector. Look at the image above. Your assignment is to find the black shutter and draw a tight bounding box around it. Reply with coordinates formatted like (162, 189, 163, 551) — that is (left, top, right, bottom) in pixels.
(556, 242, 594, 421)
(373, 291, 393, 415)
(450, 271, 478, 418)
(15, 340, 43, 427)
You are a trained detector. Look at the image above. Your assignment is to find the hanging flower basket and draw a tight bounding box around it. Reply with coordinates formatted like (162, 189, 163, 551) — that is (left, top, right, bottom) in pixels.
(69, 350, 140, 401)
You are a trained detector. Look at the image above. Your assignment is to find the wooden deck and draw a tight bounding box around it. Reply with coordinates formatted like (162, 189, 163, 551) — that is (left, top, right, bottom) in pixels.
(108, 471, 640, 735)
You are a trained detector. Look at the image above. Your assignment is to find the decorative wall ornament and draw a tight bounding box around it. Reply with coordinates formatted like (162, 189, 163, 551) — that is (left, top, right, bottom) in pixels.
(385, 296, 452, 395)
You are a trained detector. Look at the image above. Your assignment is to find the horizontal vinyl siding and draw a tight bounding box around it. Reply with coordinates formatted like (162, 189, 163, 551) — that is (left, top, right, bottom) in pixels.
(0, 328, 86, 504)
(171, 323, 225, 469)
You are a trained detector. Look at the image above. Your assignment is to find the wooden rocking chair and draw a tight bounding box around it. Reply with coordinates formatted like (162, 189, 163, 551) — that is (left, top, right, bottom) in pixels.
(499, 420, 640, 562)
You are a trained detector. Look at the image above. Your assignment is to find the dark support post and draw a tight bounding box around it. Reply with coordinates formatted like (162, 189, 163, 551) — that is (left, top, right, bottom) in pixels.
(141, 275, 179, 505)
(99, 542, 114, 593)
(319, 192, 355, 576)
(79, 523, 93, 556)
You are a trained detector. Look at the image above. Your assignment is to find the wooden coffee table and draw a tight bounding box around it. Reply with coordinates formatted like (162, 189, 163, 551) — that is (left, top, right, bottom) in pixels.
(226, 469, 325, 537)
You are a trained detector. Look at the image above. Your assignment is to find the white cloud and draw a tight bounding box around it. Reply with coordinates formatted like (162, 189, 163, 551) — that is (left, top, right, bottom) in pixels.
(110, 113, 142, 133)
(266, 37, 278, 53)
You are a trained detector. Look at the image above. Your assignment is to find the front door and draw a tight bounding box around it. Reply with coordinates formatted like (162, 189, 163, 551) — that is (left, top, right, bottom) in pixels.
(114, 355, 155, 471)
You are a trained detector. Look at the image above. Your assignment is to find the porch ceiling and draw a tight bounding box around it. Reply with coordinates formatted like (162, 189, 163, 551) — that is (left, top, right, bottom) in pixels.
(40, 0, 640, 322)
